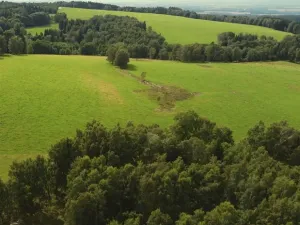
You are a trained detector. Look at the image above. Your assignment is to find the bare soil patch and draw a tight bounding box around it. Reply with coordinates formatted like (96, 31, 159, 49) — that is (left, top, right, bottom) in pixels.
(82, 73, 124, 104)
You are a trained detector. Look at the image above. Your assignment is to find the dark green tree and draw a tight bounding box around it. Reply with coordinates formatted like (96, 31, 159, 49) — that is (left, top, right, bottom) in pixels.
(147, 209, 173, 225)
(246, 49, 260, 61)
(295, 48, 300, 62)
(202, 202, 239, 225)
(48, 138, 81, 194)
(0, 179, 12, 225)
(114, 49, 129, 69)
(80, 42, 98, 55)
(54, 13, 67, 23)
(159, 48, 169, 60)
(8, 156, 60, 225)
(8, 36, 24, 54)
(232, 47, 242, 62)
(107, 45, 118, 64)
(0, 35, 6, 54)
(29, 12, 51, 26)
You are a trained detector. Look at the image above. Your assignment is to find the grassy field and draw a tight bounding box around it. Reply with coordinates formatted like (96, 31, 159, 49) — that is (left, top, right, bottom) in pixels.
(27, 23, 59, 35)
(1, 55, 300, 180)
(58, 7, 290, 44)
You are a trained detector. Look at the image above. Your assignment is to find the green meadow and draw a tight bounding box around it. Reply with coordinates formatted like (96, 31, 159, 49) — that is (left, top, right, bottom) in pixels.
(58, 7, 290, 44)
(1, 55, 300, 179)
(27, 23, 59, 35)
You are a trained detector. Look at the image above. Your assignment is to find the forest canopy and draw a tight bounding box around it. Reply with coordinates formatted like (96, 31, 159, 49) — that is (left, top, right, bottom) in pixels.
(1, 111, 300, 225)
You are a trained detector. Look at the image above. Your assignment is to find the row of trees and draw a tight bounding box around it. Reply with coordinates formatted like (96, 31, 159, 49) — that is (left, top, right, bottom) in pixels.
(1, 1, 300, 34)
(0, 16, 28, 55)
(2, 15, 300, 65)
(56, 1, 300, 34)
(1, 4, 300, 64)
(0, 35, 25, 54)
(1, 111, 300, 225)
(26, 14, 300, 64)
(0, 2, 55, 55)
(0, 2, 55, 27)
(28, 15, 165, 57)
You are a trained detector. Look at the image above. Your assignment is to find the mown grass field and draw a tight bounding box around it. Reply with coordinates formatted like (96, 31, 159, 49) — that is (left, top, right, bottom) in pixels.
(58, 7, 290, 44)
(1, 55, 300, 179)
(27, 23, 59, 35)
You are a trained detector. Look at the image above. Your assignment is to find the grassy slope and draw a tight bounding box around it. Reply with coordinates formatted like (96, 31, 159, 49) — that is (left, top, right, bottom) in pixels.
(0, 55, 164, 180)
(130, 60, 300, 137)
(59, 7, 290, 44)
(27, 23, 59, 35)
(1, 55, 300, 180)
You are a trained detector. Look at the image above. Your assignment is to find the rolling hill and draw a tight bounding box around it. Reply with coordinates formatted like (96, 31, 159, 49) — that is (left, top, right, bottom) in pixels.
(58, 7, 290, 44)
(1, 54, 300, 179)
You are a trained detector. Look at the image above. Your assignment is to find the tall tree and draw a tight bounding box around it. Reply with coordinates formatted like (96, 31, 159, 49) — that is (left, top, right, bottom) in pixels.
(147, 209, 173, 225)
(114, 49, 129, 69)
(8, 36, 24, 54)
(0, 35, 6, 54)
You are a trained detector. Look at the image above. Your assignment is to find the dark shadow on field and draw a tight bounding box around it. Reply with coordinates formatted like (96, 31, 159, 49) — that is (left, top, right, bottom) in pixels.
(0, 54, 29, 60)
(15, 54, 29, 57)
(0, 54, 9, 60)
(0, 54, 11, 58)
(127, 64, 137, 71)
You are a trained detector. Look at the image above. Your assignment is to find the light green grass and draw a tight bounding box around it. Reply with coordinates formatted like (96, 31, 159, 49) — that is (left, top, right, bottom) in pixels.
(130, 60, 300, 139)
(59, 7, 290, 44)
(27, 23, 59, 35)
(1, 55, 300, 180)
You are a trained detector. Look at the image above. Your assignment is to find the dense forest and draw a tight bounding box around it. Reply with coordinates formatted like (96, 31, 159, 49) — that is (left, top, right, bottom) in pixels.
(1, 1, 300, 65)
(2, 2, 300, 224)
(1, 0, 300, 34)
(1, 111, 300, 225)
(27, 17, 300, 64)
(0, 2, 57, 27)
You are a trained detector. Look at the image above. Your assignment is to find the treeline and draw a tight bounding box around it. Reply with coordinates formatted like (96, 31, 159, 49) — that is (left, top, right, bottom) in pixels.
(29, 15, 165, 56)
(0, 16, 27, 54)
(1, 111, 300, 225)
(27, 15, 300, 64)
(0, 2, 54, 55)
(278, 15, 300, 23)
(0, 2, 56, 27)
(1, 1, 300, 34)
(56, 1, 300, 34)
(1, 4, 300, 64)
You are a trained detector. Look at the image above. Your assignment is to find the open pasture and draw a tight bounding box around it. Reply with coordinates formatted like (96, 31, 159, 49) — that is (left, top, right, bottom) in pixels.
(59, 7, 290, 44)
(1, 55, 300, 179)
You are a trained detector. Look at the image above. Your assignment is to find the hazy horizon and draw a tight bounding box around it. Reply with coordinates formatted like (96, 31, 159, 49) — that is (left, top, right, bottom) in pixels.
(8, 0, 300, 7)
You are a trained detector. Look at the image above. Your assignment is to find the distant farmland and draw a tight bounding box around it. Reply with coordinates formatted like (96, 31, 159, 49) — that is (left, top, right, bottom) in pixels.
(1, 55, 300, 179)
(59, 7, 291, 44)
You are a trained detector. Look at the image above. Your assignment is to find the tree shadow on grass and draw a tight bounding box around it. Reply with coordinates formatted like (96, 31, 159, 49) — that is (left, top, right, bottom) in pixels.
(0, 54, 29, 60)
(0, 54, 11, 58)
(15, 54, 29, 57)
(127, 64, 137, 71)
(0, 54, 10, 60)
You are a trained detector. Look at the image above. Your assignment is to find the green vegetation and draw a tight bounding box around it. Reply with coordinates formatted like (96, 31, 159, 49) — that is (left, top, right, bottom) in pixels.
(59, 7, 290, 44)
(2, 2, 300, 224)
(129, 60, 300, 134)
(2, 110, 300, 225)
(1, 55, 300, 180)
(27, 23, 59, 35)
